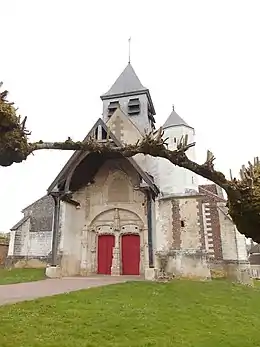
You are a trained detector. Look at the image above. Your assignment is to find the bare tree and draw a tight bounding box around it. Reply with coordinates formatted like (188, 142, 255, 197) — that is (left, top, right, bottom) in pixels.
(1, 85, 259, 242)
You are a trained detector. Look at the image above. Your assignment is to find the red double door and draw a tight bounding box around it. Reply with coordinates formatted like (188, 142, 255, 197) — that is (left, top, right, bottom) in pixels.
(97, 234, 140, 275)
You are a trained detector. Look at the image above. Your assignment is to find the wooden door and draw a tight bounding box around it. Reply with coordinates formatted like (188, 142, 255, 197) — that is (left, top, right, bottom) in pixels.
(97, 235, 115, 274)
(121, 234, 140, 275)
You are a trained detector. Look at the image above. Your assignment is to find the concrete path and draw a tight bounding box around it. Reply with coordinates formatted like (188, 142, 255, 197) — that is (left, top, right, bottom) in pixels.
(0, 276, 141, 306)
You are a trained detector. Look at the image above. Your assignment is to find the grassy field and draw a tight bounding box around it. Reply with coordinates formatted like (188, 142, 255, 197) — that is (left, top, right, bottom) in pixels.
(0, 268, 45, 285)
(0, 280, 260, 347)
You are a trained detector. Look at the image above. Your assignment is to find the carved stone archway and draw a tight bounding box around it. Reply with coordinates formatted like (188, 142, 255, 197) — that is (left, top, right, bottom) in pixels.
(80, 208, 145, 275)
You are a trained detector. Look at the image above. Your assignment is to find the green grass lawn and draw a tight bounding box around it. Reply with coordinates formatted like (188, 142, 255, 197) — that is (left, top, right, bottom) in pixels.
(0, 280, 260, 347)
(0, 268, 45, 285)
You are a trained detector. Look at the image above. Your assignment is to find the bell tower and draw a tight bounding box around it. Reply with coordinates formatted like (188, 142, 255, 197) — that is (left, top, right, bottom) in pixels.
(100, 63, 156, 134)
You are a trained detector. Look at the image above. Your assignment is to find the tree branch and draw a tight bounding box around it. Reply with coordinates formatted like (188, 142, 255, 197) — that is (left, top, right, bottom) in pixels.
(2, 82, 260, 242)
(30, 128, 230, 193)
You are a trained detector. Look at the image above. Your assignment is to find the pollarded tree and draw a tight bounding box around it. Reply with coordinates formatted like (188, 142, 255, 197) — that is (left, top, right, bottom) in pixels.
(1, 84, 259, 242)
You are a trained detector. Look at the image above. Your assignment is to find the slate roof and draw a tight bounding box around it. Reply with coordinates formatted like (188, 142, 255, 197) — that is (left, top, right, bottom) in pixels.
(10, 215, 30, 231)
(100, 63, 156, 116)
(21, 195, 48, 213)
(101, 63, 147, 97)
(163, 107, 193, 129)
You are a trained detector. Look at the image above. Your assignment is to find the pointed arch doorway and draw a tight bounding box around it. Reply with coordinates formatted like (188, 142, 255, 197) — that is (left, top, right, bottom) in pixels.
(121, 234, 140, 275)
(97, 234, 115, 275)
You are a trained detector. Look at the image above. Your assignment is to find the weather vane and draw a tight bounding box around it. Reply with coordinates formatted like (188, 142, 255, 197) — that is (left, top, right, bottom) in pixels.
(128, 37, 131, 64)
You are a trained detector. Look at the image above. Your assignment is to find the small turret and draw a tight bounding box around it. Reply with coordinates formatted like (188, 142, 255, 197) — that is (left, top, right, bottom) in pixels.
(158, 106, 198, 195)
(163, 105, 193, 130)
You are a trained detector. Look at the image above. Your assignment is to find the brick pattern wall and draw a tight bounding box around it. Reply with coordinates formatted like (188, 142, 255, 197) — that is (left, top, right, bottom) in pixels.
(202, 202, 215, 258)
(199, 185, 223, 260)
(196, 198, 206, 250)
(171, 199, 181, 249)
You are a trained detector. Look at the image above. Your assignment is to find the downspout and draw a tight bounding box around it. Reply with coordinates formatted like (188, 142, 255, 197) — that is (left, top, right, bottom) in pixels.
(50, 193, 61, 266)
(146, 191, 154, 267)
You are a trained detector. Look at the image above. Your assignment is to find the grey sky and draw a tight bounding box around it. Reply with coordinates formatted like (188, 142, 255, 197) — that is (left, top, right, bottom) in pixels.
(0, 0, 259, 231)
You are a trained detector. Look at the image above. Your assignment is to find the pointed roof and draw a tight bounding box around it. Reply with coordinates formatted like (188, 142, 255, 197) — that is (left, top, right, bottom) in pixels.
(11, 215, 30, 231)
(163, 106, 193, 130)
(101, 63, 156, 116)
(47, 118, 159, 196)
(21, 195, 48, 213)
(101, 63, 147, 98)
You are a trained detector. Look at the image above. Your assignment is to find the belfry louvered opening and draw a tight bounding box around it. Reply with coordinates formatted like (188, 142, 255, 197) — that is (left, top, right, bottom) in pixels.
(128, 98, 140, 116)
(108, 101, 119, 117)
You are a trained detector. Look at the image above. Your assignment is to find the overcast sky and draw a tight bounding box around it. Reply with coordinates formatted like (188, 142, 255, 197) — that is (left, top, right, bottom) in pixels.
(0, 0, 259, 231)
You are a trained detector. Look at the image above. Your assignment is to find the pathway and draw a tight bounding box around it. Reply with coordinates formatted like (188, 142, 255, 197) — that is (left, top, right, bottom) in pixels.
(0, 275, 141, 306)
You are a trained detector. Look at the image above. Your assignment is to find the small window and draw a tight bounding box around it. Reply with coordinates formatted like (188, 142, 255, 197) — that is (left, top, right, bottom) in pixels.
(108, 101, 119, 117)
(174, 137, 177, 143)
(181, 220, 185, 227)
(128, 98, 140, 115)
(192, 176, 194, 184)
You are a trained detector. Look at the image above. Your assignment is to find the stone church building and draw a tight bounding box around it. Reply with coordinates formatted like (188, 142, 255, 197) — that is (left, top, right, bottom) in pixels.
(8, 63, 249, 279)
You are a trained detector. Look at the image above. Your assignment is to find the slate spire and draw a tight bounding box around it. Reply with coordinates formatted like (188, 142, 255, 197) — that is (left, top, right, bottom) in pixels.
(101, 63, 147, 98)
(163, 105, 193, 129)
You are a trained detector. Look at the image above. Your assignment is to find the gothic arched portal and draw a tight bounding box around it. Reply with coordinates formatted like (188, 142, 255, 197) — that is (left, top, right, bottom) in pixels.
(80, 208, 146, 275)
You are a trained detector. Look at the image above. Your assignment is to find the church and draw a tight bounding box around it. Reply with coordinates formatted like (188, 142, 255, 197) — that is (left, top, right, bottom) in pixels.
(8, 62, 249, 279)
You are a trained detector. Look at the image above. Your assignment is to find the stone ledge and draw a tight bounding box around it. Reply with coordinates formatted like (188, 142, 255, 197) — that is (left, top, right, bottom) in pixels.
(144, 268, 157, 281)
(168, 249, 208, 258)
(223, 259, 250, 265)
(45, 265, 62, 278)
(156, 248, 211, 280)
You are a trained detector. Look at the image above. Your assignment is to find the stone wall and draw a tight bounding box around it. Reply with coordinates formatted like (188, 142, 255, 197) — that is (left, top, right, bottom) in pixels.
(155, 194, 210, 279)
(199, 185, 223, 260)
(26, 231, 52, 257)
(102, 94, 152, 135)
(156, 195, 204, 251)
(198, 184, 248, 262)
(8, 208, 52, 262)
(178, 197, 202, 249)
(60, 158, 148, 276)
(106, 107, 150, 175)
(12, 217, 31, 256)
(217, 202, 248, 261)
(8, 195, 54, 261)
(8, 229, 52, 259)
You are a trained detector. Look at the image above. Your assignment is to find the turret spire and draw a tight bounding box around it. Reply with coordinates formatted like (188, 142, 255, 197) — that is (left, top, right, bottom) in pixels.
(163, 105, 193, 129)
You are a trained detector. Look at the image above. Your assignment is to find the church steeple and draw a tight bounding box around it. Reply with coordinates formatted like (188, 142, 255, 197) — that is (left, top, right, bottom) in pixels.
(101, 63, 156, 133)
(163, 105, 193, 130)
(101, 63, 147, 98)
